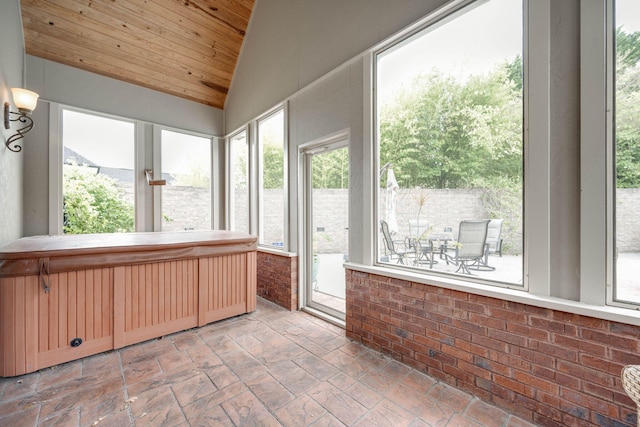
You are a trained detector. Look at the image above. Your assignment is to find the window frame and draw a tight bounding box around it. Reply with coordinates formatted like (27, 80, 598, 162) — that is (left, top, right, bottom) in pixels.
(368, 0, 537, 291)
(601, 0, 640, 309)
(49, 103, 218, 235)
(50, 104, 142, 235)
(225, 126, 252, 234)
(255, 103, 289, 251)
(153, 124, 217, 232)
(355, 0, 640, 324)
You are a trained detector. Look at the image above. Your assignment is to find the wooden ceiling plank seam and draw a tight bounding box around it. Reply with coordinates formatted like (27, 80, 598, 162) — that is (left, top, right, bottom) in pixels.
(160, 0, 250, 43)
(174, 0, 253, 35)
(86, 0, 244, 59)
(24, 32, 226, 107)
(23, 17, 230, 97)
(62, 0, 245, 52)
(191, 0, 254, 22)
(207, 0, 255, 19)
(22, 0, 237, 75)
(46, 0, 240, 71)
(22, 8, 232, 88)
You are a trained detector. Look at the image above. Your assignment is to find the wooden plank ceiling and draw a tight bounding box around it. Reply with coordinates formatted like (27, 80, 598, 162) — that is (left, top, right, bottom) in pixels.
(20, 0, 255, 109)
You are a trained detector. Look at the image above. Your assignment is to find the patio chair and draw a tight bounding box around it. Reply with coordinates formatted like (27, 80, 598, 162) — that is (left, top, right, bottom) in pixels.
(380, 220, 412, 265)
(485, 219, 504, 257)
(409, 237, 436, 269)
(443, 219, 490, 275)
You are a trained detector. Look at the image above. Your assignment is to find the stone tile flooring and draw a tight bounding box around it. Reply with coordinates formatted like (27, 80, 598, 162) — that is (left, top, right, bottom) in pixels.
(0, 298, 536, 426)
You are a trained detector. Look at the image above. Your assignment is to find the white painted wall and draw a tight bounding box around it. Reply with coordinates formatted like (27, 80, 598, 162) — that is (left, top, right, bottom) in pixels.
(0, 0, 26, 247)
(225, 0, 449, 132)
(549, 0, 581, 299)
(22, 57, 225, 236)
(26, 57, 224, 136)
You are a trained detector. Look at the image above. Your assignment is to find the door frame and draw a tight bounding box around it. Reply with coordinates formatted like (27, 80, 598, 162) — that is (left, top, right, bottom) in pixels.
(297, 129, 350, 322)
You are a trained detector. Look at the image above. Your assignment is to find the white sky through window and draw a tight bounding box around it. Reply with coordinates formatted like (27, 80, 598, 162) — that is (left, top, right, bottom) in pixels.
(63, 110, 211, 175)
(63, 110, 134, 169)
(161, 130, 211, 175)
(617, 0, 640, 31)
(377, 0, 522, 103)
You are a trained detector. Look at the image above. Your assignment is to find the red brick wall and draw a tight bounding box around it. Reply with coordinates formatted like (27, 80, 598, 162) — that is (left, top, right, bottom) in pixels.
(257, 251, 298, 311)
(346, 269, 640, 426)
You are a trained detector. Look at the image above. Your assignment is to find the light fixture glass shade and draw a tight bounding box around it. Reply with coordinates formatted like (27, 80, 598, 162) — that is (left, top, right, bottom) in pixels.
(11, 88, 39, 113)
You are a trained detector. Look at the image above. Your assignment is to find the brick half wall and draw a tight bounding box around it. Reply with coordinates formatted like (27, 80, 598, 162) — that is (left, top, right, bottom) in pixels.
(346, 269, 640, 426)
(257, 250, 298, 311)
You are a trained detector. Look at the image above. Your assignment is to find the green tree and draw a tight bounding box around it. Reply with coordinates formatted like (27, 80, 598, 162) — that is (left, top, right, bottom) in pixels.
(379, 62, 522, 190)
(616, 28, 640, 188)
(505, 54, 523, 92)
(173, 164, 210, 188)
(312, 148, 349, 189)
(616, 27, 640, 70)
(63, 164, 135, 234)
(262, 143, 284, 189)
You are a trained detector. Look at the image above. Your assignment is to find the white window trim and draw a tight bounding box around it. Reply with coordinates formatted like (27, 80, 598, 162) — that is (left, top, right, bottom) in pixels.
(581, 0, 608, 306)
(524, 0, 551, 296)
(48, 102, 63, 235)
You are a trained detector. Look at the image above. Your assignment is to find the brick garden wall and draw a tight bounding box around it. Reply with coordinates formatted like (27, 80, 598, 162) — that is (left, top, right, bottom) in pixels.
(345, 269, 640, 426)
(257, 250, 298, 311)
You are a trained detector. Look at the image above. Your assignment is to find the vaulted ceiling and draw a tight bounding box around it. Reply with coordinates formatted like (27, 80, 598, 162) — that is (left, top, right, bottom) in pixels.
(20, 0, 256, 109)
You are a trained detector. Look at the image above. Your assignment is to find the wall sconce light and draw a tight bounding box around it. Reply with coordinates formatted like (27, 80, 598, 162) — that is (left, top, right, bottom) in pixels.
(4, 88, 39, 153)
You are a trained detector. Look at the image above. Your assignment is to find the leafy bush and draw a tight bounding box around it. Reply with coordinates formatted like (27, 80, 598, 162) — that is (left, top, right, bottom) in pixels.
(63, 164, 134, 234)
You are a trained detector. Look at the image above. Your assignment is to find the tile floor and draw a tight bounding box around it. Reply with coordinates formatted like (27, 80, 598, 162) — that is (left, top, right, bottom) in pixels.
(0, 298, 536, 427)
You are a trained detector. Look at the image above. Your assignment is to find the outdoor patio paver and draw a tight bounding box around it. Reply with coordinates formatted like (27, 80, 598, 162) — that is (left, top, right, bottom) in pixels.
(0, 297, 538, 427)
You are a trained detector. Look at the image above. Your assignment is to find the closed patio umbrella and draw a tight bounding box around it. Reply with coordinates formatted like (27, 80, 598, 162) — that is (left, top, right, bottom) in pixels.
(386, 167, 399, 234)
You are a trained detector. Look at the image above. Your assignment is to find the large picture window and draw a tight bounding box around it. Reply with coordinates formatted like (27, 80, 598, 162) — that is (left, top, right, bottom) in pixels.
(375, 0, 524, 285)
(613, 0, 640, 304)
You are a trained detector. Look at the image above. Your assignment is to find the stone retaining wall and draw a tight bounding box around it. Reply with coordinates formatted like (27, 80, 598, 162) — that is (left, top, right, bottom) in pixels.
(123, 184, 640, 252)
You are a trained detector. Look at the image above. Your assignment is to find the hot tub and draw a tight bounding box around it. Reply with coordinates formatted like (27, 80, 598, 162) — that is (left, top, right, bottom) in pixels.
(0, 230, 257, 377)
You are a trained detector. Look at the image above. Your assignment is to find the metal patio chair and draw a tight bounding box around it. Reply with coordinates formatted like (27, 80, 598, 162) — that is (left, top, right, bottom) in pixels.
(443, 219, 491, 275)
(380, 220, 412, 265)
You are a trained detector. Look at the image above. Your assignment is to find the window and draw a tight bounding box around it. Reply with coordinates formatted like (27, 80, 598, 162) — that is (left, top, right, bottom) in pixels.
(54, 106, 216, 235)
(257, 108, 287, 248)
(228, 130, 250, 234)
(62, 109, 135, 234)
(612, 0, 640, 305)
(159, 129, 212, 231)
(375, 0, 524, 286)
